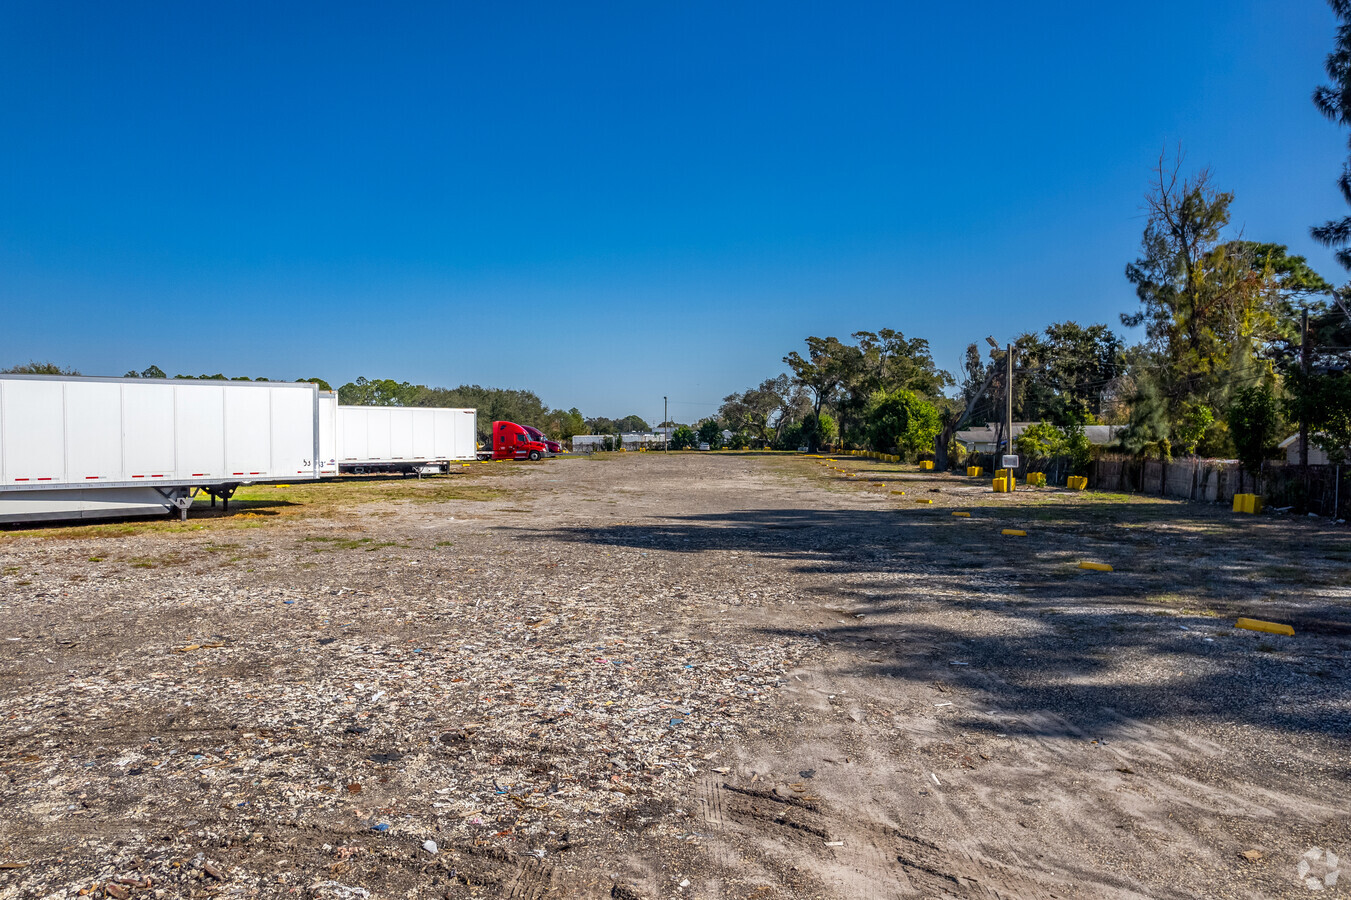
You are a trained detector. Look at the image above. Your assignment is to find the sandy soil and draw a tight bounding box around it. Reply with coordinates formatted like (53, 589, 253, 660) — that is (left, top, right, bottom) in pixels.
(1, 452, 1348, 900)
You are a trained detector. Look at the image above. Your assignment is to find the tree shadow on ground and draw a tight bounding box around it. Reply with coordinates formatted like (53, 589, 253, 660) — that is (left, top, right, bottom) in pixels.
(508, 503, 1351, 743)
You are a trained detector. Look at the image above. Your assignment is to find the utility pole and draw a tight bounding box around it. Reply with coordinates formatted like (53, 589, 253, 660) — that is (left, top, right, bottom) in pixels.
(1300, 308, 1310, 469)
(1005, 343, 1014, 457)
(664, 396, 668, 453)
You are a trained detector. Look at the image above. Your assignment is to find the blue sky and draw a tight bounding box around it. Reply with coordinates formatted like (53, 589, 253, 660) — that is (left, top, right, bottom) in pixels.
(0, 2, 1346, 423)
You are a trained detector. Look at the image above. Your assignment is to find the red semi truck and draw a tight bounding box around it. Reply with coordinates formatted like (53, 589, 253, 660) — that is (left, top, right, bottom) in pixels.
(491, 421, 550, 460)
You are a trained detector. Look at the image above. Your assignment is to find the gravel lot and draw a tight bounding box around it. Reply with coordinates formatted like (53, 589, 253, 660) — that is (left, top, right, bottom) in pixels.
(1, 453, 1348, 899)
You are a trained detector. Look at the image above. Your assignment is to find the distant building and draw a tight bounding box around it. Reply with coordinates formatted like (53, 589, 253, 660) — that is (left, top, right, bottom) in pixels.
(1279, 434, 1333, 465)
(620, 432, 664, 450)
(571, 435, 607, 452)
(954, 423, 1124, 453)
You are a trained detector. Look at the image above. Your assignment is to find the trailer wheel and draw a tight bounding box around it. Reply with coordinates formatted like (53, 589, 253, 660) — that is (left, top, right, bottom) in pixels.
(529, 450, 541, 461)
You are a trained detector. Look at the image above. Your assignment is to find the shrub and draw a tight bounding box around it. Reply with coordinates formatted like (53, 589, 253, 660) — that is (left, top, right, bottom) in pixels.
(865, 389, 941, 457)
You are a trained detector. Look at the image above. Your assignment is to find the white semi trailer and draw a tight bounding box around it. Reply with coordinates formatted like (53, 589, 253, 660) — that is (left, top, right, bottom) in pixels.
(0, 375, 321, 523)
(318, 392, 477, 475)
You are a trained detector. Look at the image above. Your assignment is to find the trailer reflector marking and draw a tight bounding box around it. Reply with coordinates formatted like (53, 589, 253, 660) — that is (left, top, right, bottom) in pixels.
(132, 475, 145, 478)
(14, 478, 29, 482)
(37, 477, 52, 481)
(192, 473, 207, 477)
(85, 476, 99, 480)
(233, 472, 244, 475)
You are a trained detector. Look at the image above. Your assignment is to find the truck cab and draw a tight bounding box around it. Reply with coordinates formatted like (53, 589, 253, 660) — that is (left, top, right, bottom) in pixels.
(522, 425, 562, 455)
(492, 421, 549, 460)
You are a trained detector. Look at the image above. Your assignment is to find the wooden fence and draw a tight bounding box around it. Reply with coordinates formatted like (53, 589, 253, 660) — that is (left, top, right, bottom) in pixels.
(960, 451, 1347, 518)
(1088, 454, 1349, 519)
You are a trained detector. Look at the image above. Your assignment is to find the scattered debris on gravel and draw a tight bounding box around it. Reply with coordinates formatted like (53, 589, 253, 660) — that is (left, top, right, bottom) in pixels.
(2, 454, 1349, 899)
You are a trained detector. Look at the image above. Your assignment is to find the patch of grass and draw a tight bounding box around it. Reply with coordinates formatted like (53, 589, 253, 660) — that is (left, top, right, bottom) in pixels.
(1261, 564, 1326, 585)
(302, 535, 402, 552)
(1, 566, 19, 576)
(1142, 593, 1220, 617)
(0, 471, 516, 541)
(435, 541, 455, 547)
(87, 556, 104, 562)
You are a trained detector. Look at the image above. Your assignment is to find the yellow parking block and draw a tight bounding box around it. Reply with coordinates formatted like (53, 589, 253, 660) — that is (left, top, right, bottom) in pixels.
(1001, 528, 1026, 536)
(952, 511, 971, 518)
(914, 498, 934, 504)
(1235, 617, 1294, 636)
(1078, 562, 1113, 572)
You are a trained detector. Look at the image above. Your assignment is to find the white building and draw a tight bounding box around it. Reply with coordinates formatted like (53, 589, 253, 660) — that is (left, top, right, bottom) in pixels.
(571, 435, 608, 453)
(954, 423, 1124, 453)
(1279, 434, 1333, 465)
(620, 432, 664, 450)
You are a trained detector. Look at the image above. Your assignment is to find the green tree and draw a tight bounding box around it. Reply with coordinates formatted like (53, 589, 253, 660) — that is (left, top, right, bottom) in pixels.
(852, 329, 953, 401)
(697, 419, 723, 449)
(863, 389, 940, 458)
(1227, 385, 1282, 487)
(775, 420, 806, 451)
(414, 384, 550, 443)
(815, 411, 838, 448)
(1172, 402, 1214, 456)
(933, 342, 1001, 470)
(1121, 158, 1323, 450)
(671, 425, 697, 450)
(1015, 322, 1125, 424)
(124, 365, 166, 379)
(1014, 421, 1067, 459)
(1062, 421, 1092, 475)
(1286, 369, 1351, 462)
(2, 361, 80, 375)
(1122, 158, 1239, 411)
(831, 331, 951, 444)
(298, 377, 332, 391)
(720, 375, 805, 446)
(337, 376, 418, 406)
(615, 415, 650, 433)
(784, 336, 853, 450)
(1312, 0, 1351, 270)
(542, 407, 586, 441)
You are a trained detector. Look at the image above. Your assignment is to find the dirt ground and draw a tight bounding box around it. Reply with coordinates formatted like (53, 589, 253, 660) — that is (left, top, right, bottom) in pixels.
(1, 452, 1348, 900)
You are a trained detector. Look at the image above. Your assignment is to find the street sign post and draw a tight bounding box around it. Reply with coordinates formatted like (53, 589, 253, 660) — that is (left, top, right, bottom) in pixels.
(1002, 454, 1019, 469)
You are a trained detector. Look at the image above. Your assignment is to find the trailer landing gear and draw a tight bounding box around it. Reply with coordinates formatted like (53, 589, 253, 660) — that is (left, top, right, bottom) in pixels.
(154, 487, 196, 521)
(201, 484, 241, 514)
